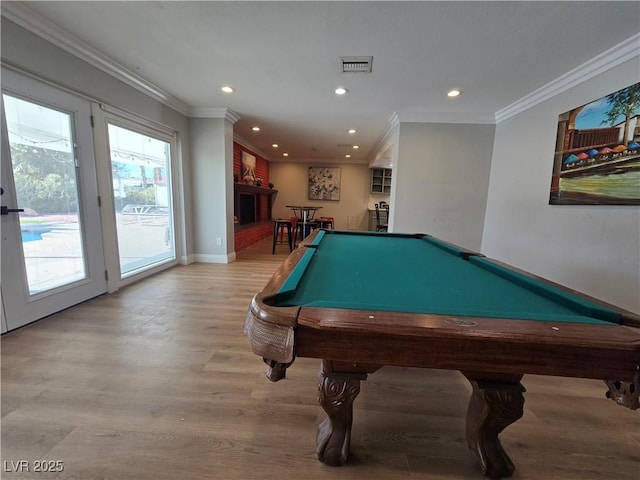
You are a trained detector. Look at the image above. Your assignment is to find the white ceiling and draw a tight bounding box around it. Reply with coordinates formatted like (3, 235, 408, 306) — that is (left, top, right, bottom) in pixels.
(3, 1, 639, 166)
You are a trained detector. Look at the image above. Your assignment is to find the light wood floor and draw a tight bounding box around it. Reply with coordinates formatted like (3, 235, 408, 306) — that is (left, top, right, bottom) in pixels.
(2, 238, 639, 480)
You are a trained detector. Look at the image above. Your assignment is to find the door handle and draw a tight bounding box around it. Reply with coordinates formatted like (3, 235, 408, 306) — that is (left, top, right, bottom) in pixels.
(1, 206, 24, 215)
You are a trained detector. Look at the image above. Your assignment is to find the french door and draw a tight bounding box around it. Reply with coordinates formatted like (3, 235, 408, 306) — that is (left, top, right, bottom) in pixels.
(1, 69, 107, 331)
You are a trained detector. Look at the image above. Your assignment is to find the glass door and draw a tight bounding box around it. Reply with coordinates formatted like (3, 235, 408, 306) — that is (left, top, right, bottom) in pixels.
(1, 69, 106, 331)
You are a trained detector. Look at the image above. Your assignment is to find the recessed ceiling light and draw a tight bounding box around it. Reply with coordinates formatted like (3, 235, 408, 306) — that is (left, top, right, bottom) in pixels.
(353, 145, 359, 149)
(348, 129, 357, 134)
(252, 126, 260, 132)
(447, 89, 462, 98)
(272, 144, 278, 148)
(345, 154, 351, 158)
(283, 152, 289, 157)
(221, 86, 235, 93)
(334, 87, 349, 95)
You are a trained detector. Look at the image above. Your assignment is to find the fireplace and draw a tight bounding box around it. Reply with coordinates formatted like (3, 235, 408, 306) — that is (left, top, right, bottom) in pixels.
(233, 183, 277, 227)
(238, 194, 256, 225)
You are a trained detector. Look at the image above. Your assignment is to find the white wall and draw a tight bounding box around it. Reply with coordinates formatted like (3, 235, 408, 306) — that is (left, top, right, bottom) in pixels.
(393, 123, 496, 250)
(269, 162, 371, 230)
(1, 18, 195, 261)
(189, 117, 235, 262)
(483, 58, 640, 314)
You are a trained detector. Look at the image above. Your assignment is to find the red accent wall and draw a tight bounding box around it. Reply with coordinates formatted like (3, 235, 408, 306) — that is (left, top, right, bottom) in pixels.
(235, 222, 274, 252)
(233, 142, 270, 185)
(234, 143, 272, 251)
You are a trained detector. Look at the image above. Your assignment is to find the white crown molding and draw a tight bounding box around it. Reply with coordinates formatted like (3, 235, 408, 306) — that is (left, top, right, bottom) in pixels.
(232, 134, 271, 161)
(368, 112, 399, 166)
(378, 112, 400, 150)
(190, 107, 240, 123)
(495, 33, 640, 124)
(1, 2, 190, 116)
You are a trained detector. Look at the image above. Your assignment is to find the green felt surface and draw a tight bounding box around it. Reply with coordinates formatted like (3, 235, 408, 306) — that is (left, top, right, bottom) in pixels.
(276, 231, 620, 325)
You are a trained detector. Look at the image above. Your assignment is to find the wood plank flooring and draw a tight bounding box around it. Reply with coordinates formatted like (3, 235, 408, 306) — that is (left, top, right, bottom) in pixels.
(2, 238, 639, 479)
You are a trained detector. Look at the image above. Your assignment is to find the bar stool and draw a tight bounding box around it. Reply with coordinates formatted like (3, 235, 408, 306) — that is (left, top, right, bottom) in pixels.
(294, 219, 318, 244)
(318, 216, 334, 229)
(272, 219, 293, 254)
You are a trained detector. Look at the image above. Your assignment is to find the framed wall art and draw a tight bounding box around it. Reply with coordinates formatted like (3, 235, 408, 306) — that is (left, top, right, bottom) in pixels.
(308, 167, 341, 201)
(241, 151, 256, 181)
(549, 82, 640, 205)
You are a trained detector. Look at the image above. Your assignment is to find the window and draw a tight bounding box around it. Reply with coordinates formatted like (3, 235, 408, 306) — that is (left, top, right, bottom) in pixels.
(107, 123, 176, 277)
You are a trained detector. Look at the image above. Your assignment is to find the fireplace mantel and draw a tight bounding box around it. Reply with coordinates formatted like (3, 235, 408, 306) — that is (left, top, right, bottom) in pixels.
(234, 183, 278, 196)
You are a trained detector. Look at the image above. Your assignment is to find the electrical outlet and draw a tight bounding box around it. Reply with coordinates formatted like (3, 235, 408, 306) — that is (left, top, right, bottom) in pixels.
(216, 237, 222, 246)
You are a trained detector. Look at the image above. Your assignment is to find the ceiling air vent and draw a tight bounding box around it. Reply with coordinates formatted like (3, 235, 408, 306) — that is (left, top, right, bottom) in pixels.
(340, 56, 373, 73)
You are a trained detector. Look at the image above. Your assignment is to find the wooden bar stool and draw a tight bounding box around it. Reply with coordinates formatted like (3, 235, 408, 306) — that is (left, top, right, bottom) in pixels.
(272, 219, 293, 254)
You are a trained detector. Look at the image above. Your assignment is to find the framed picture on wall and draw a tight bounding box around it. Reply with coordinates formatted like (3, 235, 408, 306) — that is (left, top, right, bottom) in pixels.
(549, 82, 640, 205)
(308, 167, 341, 201)
(242, 151, 256, 181)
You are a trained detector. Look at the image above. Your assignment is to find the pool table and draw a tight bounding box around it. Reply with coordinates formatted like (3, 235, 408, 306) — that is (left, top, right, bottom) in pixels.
(244, 230, 640, 478)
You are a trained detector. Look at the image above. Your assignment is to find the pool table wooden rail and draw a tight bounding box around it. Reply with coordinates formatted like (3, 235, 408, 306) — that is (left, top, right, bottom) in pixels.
(294, 307, 640, 381)
(246, 295, 640, 397)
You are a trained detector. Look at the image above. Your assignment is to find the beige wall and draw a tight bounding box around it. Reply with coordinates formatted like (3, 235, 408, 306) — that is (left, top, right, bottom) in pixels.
(269, 163, 372, 231)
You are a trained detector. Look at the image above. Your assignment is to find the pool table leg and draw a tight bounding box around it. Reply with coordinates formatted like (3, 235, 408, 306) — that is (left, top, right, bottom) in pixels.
(316, 360, 376, 466)
(462, 373, 525, 479)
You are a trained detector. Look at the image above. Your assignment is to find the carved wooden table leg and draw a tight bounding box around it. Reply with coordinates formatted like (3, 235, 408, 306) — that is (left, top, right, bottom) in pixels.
(604, 368, 640, 410)
(462, 373, 525, 479)
(316, 361, 368, 466)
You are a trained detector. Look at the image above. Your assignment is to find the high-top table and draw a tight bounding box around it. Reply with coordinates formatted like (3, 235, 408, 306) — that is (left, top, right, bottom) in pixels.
(286, 205, 322, 240)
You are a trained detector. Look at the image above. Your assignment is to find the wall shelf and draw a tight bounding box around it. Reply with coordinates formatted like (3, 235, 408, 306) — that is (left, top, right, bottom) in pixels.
(234, 184, 277, 195)
(371, 168, 392, 193)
